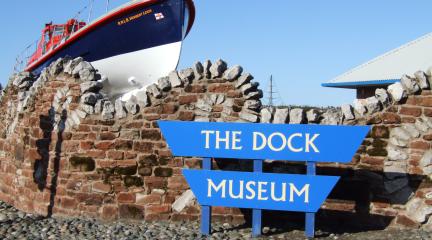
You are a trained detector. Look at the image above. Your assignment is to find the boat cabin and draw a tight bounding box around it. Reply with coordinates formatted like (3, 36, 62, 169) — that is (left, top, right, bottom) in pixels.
(28, 19, 86, 65)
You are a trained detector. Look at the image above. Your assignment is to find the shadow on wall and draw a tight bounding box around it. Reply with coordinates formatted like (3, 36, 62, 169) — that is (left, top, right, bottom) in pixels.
(33, 108, 66, 217)
(213, 159, 426, 234)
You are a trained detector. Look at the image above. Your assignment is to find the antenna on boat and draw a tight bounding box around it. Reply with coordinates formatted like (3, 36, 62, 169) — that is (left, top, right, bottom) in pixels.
(87, 0, 94, 23)
(106, 0, 110, 13)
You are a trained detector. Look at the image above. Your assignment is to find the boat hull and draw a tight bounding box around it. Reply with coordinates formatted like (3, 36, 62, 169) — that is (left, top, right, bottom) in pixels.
(92, 41, 182, 96)
(28, 0, 191, 97)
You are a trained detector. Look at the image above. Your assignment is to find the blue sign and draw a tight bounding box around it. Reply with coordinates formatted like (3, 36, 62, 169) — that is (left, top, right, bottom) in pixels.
(183, 169, 339, 213)
(158, 121, 370, 163)
(158, 120, 369, 237)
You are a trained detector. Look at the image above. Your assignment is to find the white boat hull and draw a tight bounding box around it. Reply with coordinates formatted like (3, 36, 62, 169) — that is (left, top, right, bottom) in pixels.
(91, 41, 182, 98)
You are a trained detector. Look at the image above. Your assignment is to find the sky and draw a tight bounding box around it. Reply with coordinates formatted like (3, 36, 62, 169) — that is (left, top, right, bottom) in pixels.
(1, 0, 432, 106)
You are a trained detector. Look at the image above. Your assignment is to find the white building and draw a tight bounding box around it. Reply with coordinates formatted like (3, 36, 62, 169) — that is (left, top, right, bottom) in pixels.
(322, 33, 432, 98)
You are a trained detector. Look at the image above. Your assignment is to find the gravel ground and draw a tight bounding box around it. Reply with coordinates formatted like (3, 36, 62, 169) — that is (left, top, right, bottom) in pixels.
(0, 201, 430, 240)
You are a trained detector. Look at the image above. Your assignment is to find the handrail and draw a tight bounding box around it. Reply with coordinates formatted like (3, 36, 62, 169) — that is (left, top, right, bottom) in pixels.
(12, 1, 93, 73)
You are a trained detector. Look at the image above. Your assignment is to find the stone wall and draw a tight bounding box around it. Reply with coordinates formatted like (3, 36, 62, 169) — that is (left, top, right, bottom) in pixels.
(0, 58, 261, 223)
(259, 72, 432, 230)
(0, 57, 431, 231)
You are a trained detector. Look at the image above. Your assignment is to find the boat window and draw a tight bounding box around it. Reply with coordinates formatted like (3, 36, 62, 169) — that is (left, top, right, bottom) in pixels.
(42, 31, 50, 54)
(53, 26, 65, 37)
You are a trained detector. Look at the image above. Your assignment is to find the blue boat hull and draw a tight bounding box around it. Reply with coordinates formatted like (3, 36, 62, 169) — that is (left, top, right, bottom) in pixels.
(30, 0, 189, 97)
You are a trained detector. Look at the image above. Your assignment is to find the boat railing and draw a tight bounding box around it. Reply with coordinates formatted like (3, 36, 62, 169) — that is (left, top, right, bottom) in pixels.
(13, 40, 38, 73)
(12, 0, 113, 73)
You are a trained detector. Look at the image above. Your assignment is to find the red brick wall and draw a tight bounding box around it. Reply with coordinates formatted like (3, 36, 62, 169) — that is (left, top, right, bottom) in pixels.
(0, 59, 260, 223)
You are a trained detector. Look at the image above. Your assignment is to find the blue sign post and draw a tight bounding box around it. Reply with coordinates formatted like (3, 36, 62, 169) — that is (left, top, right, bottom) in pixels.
(159, 121, 370, 238)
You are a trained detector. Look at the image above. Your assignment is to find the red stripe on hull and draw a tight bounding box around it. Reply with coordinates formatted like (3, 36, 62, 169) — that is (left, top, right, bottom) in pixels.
(26, 0, 195, 72)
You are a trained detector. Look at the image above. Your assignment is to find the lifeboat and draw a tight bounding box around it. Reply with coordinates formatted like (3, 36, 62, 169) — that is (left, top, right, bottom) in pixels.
(25, 0, 195, 98)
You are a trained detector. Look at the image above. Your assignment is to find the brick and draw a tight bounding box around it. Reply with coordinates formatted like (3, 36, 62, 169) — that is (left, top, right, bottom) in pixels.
(123, 176, 144, 187)
(410, 141, 430, 150)
(143, 107, 159, 114)
(72, 133, 89, 140)
(60, 197, 78, 209)
(144, 114, 160, 121)
(167, 176, 189, 190)
(423, 134, 432, 141)
(361, 156, 383, 166)
(405, 97, 420, 105)
(136, 194, 161, 205)
(133, 141, 153, 152)
(107, 150, 124, 160)
(138, 166, 152, 176)
(370, 126, 389, 138)
(185, 205, 200, 214)
(213, 206, 231, 215)
(77, 124, 91, 132)
(178, 95, 197, 105)
(118, 204, 144, 219)
(140, 129, 161, 141)
(366, 147, 387, 157)
(114, 139, 133, 150)
(424, 108, 432, 117)
(26, 149, 40, 161)
(117, 192, 136, 203)
(161, 104, 178, 114)
(99, 132, 118, 140)
(144, 176, 166, 189)
(125, 152, 138, 159)
(208, 84, 234, 93)
(420, 96, 432, 107)
(322, 200, 356, 212)
(115, 164, 137, 175)
(119, 131, 140, 140)
(69, 156, 95, 172)
(401, 117, 416, 123)
(145, 213, 170, 222)
(227, 90, 242, 98)
(80, 141, 94, 150)
(75, 193, 104, 205)
(184, 85, 206, 93)
(154, 167, 173, 177)
(171, 213, 198, 221)
(409, 166, 423, 175)
(399, 107, 422, 117)
(158, 149, 172, 158)
(92, 182, 112, 193)
(99, 120, 115, 126)
(124, 121, 143, 128)
(95, 141, 114, 150)
(87, 150, 106, 159)
(395, 214, 420, 228)
(61, 131, 72, 140)
(158, 156, 171, 165)
(145, 204, 171, 214)
(381, 113, 401, 124)
(62, 141, 80, 152)
(178, 111, 195, 121)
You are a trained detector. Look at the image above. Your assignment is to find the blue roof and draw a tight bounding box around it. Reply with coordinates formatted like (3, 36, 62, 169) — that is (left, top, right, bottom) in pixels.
(321, 79, 400, 89)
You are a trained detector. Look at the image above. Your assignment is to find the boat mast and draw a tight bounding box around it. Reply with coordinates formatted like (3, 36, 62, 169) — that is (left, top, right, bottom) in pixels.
(87, 0, 94, 23)
(106, 0, 110, 13)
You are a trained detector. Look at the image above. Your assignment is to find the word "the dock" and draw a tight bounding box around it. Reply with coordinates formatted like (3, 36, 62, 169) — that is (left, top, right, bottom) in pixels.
(158, 121, 370, 163)
(201, 130, 320, 153)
